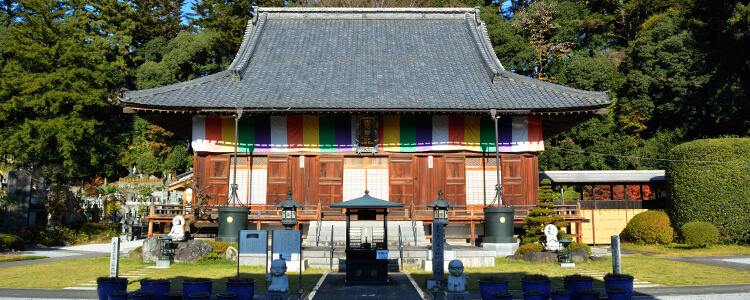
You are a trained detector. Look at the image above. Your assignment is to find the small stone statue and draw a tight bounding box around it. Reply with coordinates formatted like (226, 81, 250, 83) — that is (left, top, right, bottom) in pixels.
(167, 215, 186, 241)
(446, 259, 468, 292)
(266, 259, 289, 293)
(544, 224, 561, 251)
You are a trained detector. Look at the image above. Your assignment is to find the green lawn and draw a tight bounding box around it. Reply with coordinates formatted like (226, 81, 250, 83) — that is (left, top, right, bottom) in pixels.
(408, 253, 750, 292)
(621, 243, 750, 257)
(0, 257, 325, 291)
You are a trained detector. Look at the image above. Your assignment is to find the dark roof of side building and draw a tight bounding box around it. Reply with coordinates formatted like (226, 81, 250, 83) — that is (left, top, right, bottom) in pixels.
(120, 7, 611, 138)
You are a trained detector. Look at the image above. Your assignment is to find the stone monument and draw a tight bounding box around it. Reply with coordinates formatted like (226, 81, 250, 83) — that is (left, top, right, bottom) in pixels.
(167, 215, 186, 241)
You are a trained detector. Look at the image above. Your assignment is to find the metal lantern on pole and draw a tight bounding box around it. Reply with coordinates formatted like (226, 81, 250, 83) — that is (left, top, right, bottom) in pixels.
(159, 235, 175, 261)
(276, 190, 302, 230)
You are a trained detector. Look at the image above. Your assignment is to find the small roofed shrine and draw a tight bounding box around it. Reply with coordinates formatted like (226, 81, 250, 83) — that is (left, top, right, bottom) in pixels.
(330, 191, 404, 285)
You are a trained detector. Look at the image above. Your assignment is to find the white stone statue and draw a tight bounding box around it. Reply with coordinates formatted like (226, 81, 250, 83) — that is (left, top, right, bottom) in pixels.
(167, 215, 186, 241)
(544, 224, 561, 251)
(266, 259, 289, 293)
(447, 259, 468, 292)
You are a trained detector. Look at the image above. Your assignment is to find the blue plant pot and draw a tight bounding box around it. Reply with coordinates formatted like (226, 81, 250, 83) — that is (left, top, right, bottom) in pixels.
(579, 291, 599, 300)
(492, 292, 513, 299)
(163, 292, 183, 300)
(217, 292, 237, 299)
(108, 292, 129, 300)
(98, 280, 129, 300)
(188, 293, 210, 300)
(478, 280, 510, 300)
(182, 281, 213, 300)
(563, 279, 593, 300)
(551, 291, 571, 300)
(226, 280, 255, 300)
(606, 289, 629, 300)
(133, 292, 154, 300)
(604, 276, 633, 299)
(523, 292, 545, 300)
(521, 280, 551, 300)
(140, 280, 171, 300)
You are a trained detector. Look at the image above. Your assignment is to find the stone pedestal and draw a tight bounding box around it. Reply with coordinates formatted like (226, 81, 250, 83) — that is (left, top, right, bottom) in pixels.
(264, 292, 288, 300)
(445, 292, 470, 300)
(482, 242, 519, 257)
(155, 258, 171, 268)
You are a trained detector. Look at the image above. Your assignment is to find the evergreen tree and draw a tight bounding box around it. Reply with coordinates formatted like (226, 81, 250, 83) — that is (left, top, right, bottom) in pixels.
(0, 0, 128, 181)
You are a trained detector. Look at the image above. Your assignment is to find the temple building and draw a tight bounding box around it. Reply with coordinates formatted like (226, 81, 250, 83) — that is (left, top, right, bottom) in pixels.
(121, 7, 611, 243)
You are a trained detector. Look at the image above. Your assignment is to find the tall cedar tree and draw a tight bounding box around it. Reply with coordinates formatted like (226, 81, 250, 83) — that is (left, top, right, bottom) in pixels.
(0, 0, 129, 181)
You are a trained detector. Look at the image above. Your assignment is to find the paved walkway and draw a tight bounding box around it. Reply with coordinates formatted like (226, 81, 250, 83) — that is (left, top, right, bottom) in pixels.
(1, 239, 142, 268)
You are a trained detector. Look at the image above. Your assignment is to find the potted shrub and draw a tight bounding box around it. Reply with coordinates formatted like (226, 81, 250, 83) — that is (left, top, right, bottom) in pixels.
(522, 289, 544, 300)
(217, 292, 237, 299)
(163, 291, 183, 300)
(577, 289, 599, 300)
(562, 274, 593, 300)
(606, 286, 628, 300)
(188, 292, 210, 300)
(108, 290, 128, 300)
(133, 290, 154, 300)
(521, 274, 551, 300)
(603, 273, 634, 299)
(550, 289, 571, 300)
(492, 291, 513, 299)
(140, 278, 171, 300)
(97, 277, 129, 300)
(478, 275, 509, 300)
(226, 277, 255, 300)
(182, 278, 213, 300)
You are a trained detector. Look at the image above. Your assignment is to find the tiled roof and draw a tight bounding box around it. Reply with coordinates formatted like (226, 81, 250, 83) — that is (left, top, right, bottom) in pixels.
(120, 7, 610, 113)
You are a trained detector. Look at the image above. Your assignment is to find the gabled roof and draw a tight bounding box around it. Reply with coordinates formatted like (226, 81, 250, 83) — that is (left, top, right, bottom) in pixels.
(329, 190, 405, 209)
(120, 7, 611, 138)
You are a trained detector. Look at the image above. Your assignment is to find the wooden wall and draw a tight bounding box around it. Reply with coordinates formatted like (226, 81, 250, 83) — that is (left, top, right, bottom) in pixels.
(194, 153, 539, 206)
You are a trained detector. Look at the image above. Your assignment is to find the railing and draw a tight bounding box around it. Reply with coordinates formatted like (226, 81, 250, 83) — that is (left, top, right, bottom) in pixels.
(148, 202, 581, 221)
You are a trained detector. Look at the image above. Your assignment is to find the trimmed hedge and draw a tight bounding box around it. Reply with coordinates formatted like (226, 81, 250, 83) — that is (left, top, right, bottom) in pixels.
(681, 222, 719, 247)
(667, 138, 750, 242)
(624, 211, 674, 244)
(0, 233, 25, 250)
(514, 243, 543, 255)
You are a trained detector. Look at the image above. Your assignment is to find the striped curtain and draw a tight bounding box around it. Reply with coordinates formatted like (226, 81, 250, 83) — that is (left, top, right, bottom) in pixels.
(191, 115, 543, 153)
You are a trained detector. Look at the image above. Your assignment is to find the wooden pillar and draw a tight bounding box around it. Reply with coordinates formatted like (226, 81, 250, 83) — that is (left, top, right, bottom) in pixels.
(470, 221, 475, 246)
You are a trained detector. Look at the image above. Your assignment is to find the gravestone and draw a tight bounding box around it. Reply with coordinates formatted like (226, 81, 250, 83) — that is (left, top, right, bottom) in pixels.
(110, 237, 120, 277)
(4, 171, 31, 230)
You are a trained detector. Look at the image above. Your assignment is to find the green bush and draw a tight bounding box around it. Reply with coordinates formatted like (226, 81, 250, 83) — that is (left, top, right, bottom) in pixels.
(514, 243, 543, 255)
(564, 242, 591, 256)
(0, 233, 25, 250)
(681, 222, 719, 247)
(624, 211, 674, 244)
(80, 222, 108, 236)
(667, 138, 750, 242)
(520, 180, 568, 245)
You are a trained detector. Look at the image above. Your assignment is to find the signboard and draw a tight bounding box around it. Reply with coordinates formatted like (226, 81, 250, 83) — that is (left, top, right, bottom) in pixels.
(239, 230, 267, 254)
(432, 222, 444, 281)
(356, 116, 378, 154)
(272, 230, 301, 260)
(109, 237, 120, 278)
(376, 250, 388, 259)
